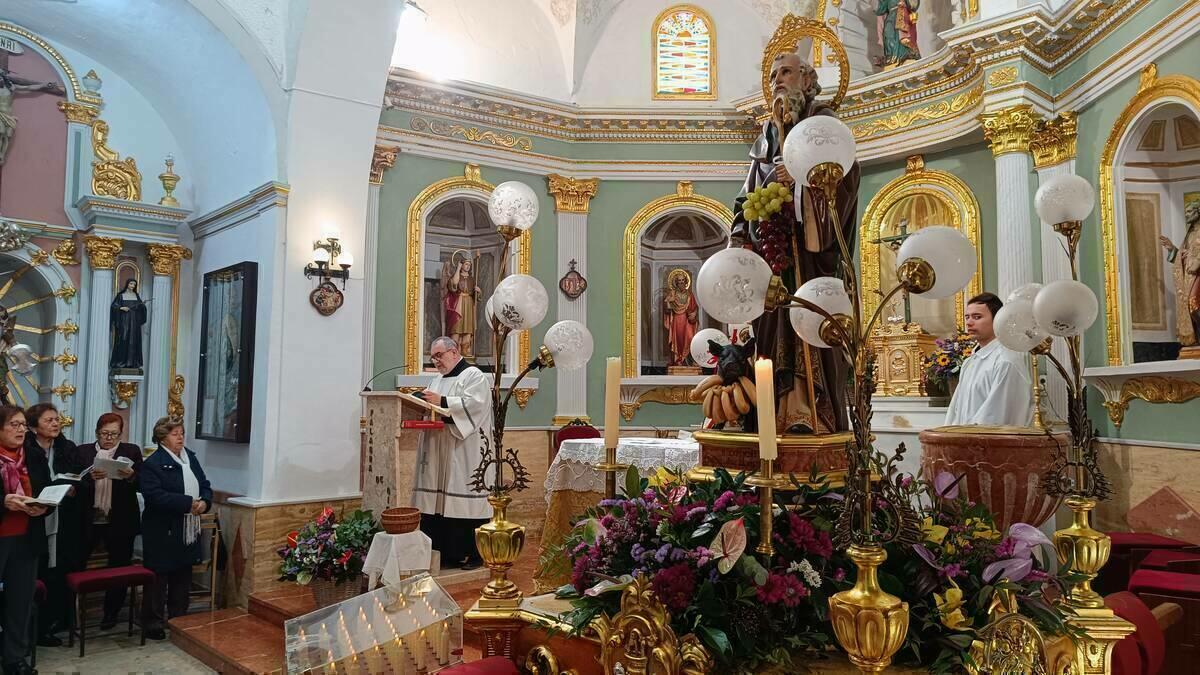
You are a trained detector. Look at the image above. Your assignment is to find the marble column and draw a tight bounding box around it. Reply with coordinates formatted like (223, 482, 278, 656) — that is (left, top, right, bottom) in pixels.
(547, 174, 599, 425)
(146, 244, 192, 440)
(82, 236, 123, 432)
(363, 146, 397, 384)
(1030, 112, 1079, 423)
(980, 104, 1039, 302)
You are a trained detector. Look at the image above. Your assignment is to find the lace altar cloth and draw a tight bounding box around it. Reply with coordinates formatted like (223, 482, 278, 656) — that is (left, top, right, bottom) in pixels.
(544, 437, 701, 502)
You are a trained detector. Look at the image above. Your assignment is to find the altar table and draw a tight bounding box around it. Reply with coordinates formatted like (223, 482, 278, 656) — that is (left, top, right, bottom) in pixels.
(534, 437, 700, 591)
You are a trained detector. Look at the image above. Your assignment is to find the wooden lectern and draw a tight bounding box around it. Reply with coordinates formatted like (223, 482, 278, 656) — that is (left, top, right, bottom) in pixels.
(360, 391, 444, 517)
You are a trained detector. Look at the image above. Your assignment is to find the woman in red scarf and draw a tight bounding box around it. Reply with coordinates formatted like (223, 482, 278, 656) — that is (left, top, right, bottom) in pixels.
(0, 405, 51, 675)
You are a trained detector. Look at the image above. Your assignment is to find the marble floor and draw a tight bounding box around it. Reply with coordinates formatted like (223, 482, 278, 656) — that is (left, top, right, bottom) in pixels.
(34, 631, 214, 674)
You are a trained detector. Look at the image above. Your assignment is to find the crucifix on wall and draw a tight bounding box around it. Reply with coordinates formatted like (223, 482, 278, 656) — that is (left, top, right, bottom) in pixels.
(0, 47, 68, 196)
(871, 217, 915, 325)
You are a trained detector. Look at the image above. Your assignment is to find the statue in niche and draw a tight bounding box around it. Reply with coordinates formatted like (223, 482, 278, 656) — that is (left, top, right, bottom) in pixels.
(443, 252, 481, 357)
(874, 0, 921, 70)
(110, 277, 147, 371)
(663, 268, 699, 369)
(0, 67, 66, 166)
(730, 49, 860, 434)
(1161, 201, 1200, 352)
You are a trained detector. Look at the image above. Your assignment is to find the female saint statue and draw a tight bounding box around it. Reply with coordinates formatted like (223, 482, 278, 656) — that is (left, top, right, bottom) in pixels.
(1161, 201, 1200, 354)
(443, 254, 481, 357)
(875, 0, 921, 70)
(110, 278, 147, 370)
(663, 269, 699, 367)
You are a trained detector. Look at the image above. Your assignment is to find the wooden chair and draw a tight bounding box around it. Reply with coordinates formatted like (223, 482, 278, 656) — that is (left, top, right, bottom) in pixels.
(551, 419, 600, 465)
(189, 512, 221, 611)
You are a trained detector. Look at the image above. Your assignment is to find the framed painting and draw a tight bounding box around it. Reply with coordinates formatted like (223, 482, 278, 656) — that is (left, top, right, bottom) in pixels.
(196, 261, 258, 442)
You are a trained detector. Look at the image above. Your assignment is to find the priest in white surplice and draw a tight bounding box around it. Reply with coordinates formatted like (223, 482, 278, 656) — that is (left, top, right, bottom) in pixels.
(415, 336, 493, 570)
(945, 293, 1034, 427)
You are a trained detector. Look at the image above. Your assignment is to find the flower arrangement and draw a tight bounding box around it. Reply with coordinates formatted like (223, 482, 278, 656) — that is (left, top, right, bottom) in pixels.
(278, 507, 380, 585)
(546, 465, 1075, 674)
(922, 333, 977, 395)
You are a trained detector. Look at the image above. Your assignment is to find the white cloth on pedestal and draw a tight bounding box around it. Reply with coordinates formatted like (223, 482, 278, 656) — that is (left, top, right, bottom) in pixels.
(945, 340, 1033, 427)
(363, 530, 433, 589)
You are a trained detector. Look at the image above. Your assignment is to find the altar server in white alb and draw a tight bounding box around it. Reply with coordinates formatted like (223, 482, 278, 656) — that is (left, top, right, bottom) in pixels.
(415, 336, 493, 570)
(945, 293, 1034, 427)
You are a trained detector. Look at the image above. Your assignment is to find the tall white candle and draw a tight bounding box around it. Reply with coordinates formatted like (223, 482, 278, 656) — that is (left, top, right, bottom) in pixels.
(604, 357, 621, 448)
(755, 359, 777, 460)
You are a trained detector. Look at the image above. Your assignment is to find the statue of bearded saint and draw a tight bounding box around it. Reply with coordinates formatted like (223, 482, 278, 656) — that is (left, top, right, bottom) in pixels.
(1161, 201, 1200, 350)
(728, 51, 861, 434)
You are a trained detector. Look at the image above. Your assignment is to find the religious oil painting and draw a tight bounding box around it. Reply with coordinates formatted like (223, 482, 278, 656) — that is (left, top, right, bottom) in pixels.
(196, 261, 257, 443)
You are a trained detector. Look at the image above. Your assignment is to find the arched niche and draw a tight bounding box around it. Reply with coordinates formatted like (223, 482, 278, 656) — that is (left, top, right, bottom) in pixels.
(622, 181, 733, 378)
(860, 155, 982, 335)
(403, 164, 531, 374)
(1099, 65, 1200, 365)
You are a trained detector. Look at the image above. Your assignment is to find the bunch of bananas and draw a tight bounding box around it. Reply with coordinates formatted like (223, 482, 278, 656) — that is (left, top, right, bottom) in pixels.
(690, 373, 758, 425)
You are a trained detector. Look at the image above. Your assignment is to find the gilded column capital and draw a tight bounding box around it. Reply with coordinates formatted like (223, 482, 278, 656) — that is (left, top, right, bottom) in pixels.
(57, 101, 99, 126)
(1029, 111, 1078, 169)
(370, 145, 398, 185)
(979, 104, 1039, 157)
(547, 174, 600, 214)
(147, 243, 194, 276)
(83, 236, 124, 270)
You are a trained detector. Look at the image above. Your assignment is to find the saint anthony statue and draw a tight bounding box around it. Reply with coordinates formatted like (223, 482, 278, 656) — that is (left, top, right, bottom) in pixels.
(1161, 201, 1200, 350)
(110, 278, 147, 370)
(729, 50, 861, 434)
(874, 0, 921, 70)
(0, 67, 66, 166)
(443, 254, 481, 357)
(663, 269, 699, 367)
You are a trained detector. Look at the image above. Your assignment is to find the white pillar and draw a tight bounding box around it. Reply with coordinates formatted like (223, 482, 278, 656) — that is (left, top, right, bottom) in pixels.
(363, 147, 396, 385)
(146, 244, 189, 441)
(82, 236, 122, 431)
(981, 105, 1039, 301)
(547, 175, 599, 425)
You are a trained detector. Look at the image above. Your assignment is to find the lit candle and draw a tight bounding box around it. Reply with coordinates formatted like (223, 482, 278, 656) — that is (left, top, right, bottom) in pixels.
(604, 357, 621, 449)
(754, 359, 777, 460)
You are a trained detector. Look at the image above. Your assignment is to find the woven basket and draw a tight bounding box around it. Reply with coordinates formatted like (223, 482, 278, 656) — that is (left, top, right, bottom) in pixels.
(310, 576, 364, 609)
(381, 507, 422, 534)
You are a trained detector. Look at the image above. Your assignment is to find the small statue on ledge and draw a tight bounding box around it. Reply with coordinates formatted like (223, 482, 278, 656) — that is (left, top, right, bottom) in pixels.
(1160, 200, 1200, 354)
(110, 277, 147, 371)
(663, 268, 699, 371)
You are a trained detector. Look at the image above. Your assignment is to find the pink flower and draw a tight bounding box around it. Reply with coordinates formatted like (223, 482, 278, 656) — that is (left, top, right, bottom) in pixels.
(651, 563, 697, 613)
(756, 573, 808, 607)
(934, 472, 961, 500)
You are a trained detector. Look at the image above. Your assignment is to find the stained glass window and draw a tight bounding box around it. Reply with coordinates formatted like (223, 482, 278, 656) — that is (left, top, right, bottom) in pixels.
(654, 6, 715, 99)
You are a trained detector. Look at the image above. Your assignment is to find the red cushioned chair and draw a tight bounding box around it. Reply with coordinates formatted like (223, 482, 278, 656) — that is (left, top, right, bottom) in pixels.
(1097, 533, 1193, 596)
(1129, 569, 1200, 674)
(552, 419, 601, 464)
(439, 656, 520, 675)
(1106, 591, 1181, 675)
(1138, 548, 1200, 572)
(65, 564, 157, 657)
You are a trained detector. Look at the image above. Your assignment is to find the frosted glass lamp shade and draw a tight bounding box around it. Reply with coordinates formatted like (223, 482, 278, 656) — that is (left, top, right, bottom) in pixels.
(492, 274, 549, 330)
(338, 251, 354, 268)
(994, 300, 1048, 352)
(788, 277, 852, 348)
(488, 181, 539, 231)
(312, 247, 330, 264)
(1032, 280, 1098, 337)
(782, 116, 857, 187)
(695, 248, 775, 324)
(544, 320, 593, 370)
(484, 297, 496, 325)
(896, 226, 976, 300)
(1007, 282, 1043, 304)
(690, 328, 730, 368)
(1034, 174, 1095, 224)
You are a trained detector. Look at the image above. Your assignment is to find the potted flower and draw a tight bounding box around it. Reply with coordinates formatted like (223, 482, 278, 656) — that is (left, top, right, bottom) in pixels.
(922, 333, 977, 398)
(277, 507, 380, 608)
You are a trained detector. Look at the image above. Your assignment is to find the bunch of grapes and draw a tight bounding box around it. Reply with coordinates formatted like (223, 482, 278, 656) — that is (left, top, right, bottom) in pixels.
(742, 182, 796, 274)
(756, 218, 792, 274)
(742, 181, 792, 222)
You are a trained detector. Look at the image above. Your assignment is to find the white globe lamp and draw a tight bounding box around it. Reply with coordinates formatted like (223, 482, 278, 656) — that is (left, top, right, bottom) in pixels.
(895, 226, 976, 300)
(543, 320, 594, 370)
(788, 277, 852, 348)
(694, 248, 776, 324)
(491, 274, 549, 330)
(994, 300, 1049, 352)
(782, 116, 857, 188)
(690, 328, 730, 369)
(1035, 174, 1095, 225)
(489, 181, 539, 240)
(1007, 282, 1043, 305)
(1032, 280, 1099, 337)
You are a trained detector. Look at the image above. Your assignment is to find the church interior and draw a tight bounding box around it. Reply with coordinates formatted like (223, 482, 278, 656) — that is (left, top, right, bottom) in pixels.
(1, 0, 1200, 673)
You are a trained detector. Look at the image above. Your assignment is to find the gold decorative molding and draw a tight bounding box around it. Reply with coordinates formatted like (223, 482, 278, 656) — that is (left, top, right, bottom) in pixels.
(1101, 376, 1200, 428)
(622, 184, 733, 377)
(57, 101, 98, 125)
(0, 23, 102, 105)
(651, 4, 718, 101)
(869, 323, 938, 397)
(410, 117, 532, 151)
(91, 120, 142, 201)
(512, 388, 535, 410)
(1030, 111, 1078, 169)
(551, 415, 591, 426)
(55, 320, 79, 338)
(405, 165, 532, 373)
(51, 381, 76, 400)
(53, 283, 76, 303)
(760, 15, 849, 110)
(60, 414, 73, 428)
(546, 175, 600, 214)
(588, 574, 712, 675)
(620, 386, 697, 421)
(1099, 66, 1200, 365)
(113, 380, 138, 407)
(147, 243, 193, 276)
(167, 374, 185, 419)
(369, 145, 398, 185)
(53, 349, 77, 370)
(986, 66, 1019, 87)
(859, 156, 983, 334)
(979, 104, 1039, 157)
(84, 236, 124, 270)
(28, 249, 48, 266)
(851, 85, 982, 141)
(51, 239, 78, 266)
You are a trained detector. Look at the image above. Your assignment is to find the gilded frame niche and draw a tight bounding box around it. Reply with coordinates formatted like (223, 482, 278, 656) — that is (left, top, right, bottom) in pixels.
(1098, 64, 1200, 366)
(621, 181, 733, 378)
(859, 156, 983, 331)
(403, 164, 532, 374)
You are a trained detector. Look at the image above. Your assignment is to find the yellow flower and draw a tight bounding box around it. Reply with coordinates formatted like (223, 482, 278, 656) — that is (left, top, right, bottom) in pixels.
(963, 347, 975, 357)
(936, 354, 951, 366)
(934, 581, 971, 630)
(966, 517, 1002, 541)
(647, 466, 677, 488)
(922, 516, 949, 545)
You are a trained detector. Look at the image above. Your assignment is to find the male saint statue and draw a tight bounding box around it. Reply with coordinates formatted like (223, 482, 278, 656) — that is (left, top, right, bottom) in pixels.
(414, 336, 493, 570)
(1160, 200, 1200, 351)
(945, 293, 1034, 427)
(729, 50, 860, 434)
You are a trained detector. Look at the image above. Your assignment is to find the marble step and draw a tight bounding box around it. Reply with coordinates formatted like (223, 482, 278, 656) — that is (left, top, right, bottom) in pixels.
(169, 608, 284, 675)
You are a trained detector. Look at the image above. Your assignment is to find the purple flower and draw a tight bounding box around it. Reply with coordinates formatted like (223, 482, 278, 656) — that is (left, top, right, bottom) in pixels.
(1008, 523, 1053, 559)
(833, 568, 846, 582)
(654, 544, 672, 563)
(686, 506, 707, 521)
(914, 543, 938, 569)
(940, 563, 965, 579)
(934, 471, 961, 500)
(983, 557, 1033, 583)
(713, 491, 736, 511)
(599, 499, 620, 507)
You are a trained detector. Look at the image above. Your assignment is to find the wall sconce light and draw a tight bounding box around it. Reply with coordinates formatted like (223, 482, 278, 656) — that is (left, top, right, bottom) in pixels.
(304, 237, 353, 316)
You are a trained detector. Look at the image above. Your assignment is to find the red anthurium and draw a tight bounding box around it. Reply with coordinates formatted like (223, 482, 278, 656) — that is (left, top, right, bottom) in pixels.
(286, 530, 299, 548)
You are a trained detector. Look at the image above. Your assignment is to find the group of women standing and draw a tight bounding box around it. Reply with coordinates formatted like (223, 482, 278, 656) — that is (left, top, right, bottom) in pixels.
(0, 405, 212, 675)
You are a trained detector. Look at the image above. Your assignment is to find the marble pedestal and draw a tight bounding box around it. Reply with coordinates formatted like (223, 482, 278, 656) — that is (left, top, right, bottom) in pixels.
(361, 391, 425, 516)
(871, 396, 950, 479)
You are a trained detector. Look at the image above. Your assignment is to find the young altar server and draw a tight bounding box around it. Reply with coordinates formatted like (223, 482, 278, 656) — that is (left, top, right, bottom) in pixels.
(944, 292, 1034, 427)
(415, 336, 493, 570)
